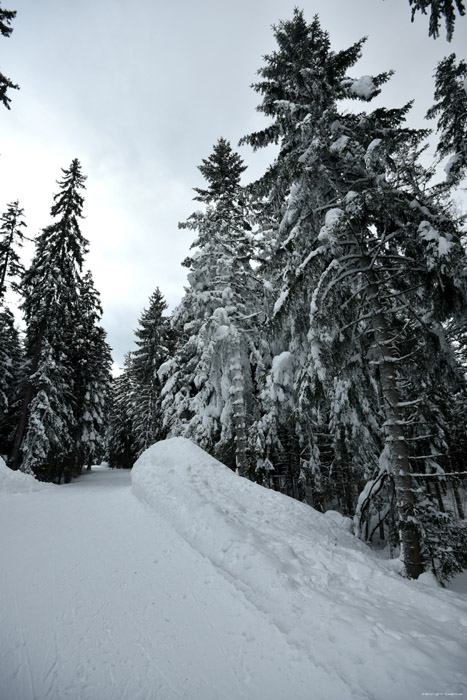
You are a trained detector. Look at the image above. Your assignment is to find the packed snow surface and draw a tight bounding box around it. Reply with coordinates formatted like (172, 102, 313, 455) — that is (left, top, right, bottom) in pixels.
(1, 438, 466, 700)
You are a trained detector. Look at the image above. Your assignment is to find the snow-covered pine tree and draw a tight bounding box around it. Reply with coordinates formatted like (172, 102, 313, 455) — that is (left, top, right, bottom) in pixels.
(0, 200, 27, 300)
(10, 159, 90, 481)
(106, 354, 137, 469)
(161, 139, 265, 475)
(240, 11, 388, 512)
(69, 271, 113, 478)
(129, 287, 174, 457)
(426, 54, 467, 185)
(241, 10, 467, 579)
(0, 305, 23, 457)
(0, 201, 26, 457)
(0, 1, 18, 109)
(242, 184, 308, 500)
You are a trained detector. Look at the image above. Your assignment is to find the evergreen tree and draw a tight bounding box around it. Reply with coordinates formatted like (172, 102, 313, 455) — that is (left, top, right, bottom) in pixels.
(408, 0, 465, 40)
(106, 355, 137, 469)
(0, 2, 18, 109)
(0, 202, 27, 460)
(0, 304, 23, 457)
(242, 10, 467, 579)
(0, 200, 27, 300)
(426, 54, 467, 185)
(70, 271, 113, 477)
(241, 11, 388, 510)
(10, 159, 89, 481)
(130, 288, 174, 457)
(161, 139, 265, 475)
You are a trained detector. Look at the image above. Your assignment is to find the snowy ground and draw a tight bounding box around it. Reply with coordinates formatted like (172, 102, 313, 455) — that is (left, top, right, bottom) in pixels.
(0, 439, 466, 700)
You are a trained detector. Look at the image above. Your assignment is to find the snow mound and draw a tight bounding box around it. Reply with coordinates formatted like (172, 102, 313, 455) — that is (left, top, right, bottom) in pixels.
(0, 456, 51, 494)
(348, 75, 376, 99)
(132, 438, 467, 700)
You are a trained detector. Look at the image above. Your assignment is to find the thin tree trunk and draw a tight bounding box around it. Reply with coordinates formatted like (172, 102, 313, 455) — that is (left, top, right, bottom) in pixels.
(432, 479, 445, 513)
(0, 246, 10, 299)
(452, 480, 465, 520)
(230, 341, 248, 478)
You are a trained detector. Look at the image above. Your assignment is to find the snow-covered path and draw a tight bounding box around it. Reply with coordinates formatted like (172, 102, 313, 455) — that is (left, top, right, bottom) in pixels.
(0, 466, 331, 700)
(1, 441, 466, 700)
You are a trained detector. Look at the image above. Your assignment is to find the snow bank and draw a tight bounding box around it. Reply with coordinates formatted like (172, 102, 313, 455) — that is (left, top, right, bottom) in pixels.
(0, 456, 51, 494)
(132, 438, 467, 700)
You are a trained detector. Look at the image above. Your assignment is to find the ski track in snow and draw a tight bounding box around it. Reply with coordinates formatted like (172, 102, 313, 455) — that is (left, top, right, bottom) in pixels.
(1, 440, 467, 700)
(0, 467, 318, 700)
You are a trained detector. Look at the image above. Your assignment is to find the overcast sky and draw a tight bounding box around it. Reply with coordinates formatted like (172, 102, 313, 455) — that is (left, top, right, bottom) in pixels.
(0, 0, 465, 369)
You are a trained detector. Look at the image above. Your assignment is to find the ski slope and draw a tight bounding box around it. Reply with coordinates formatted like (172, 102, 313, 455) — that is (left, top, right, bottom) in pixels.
(0, 439, 466, 700)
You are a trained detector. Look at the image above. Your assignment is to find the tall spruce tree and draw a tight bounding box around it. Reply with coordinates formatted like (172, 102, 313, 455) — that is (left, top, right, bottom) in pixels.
(161, 139, 265, 475)
(241, 11, 388, 511)
(242, 10, 467, 579)
(9, 159, 109, 482)
(130, 288, 174, 457)
(106, 355, 137, 469)
(70, 271, 113, 477)
(0, 202, 26, 459)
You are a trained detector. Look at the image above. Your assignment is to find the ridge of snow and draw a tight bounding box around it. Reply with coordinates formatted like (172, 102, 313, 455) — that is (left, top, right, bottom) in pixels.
(0, 456, 52, 494)
(132, 438, 467, 700)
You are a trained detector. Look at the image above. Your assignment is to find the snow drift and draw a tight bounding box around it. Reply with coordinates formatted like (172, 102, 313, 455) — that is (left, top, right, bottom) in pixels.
(132, 437, 467, 700)
(0, 456, 51, 494)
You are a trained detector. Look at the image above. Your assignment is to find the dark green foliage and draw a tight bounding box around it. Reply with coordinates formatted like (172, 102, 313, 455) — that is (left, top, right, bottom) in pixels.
(70, 271, 113, 476)
(236, 10, 467, 579)
(130, 288, 174, 456)
(106, 357, 137, 469)
(11, 160, 111, 482)
(0, 2, 18, 109)
(426, 54, 467, 184)
(408, 0, 465, 40)
(415, 493, 467, 583)
(194, 138, 247, 203)
(161, 140, 264, 476)
(0, 200, 26, 299)
(240, 10, 389, 512)
(106, 290, 175, 468)
(0, 305, 23, 456)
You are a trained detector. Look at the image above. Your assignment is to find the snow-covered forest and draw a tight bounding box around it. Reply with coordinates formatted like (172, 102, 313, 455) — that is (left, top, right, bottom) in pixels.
(1, 2, 467, 696)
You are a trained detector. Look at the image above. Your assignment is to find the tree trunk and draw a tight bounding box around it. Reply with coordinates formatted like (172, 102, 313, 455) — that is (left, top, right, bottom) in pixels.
(371, 310, 424, 578)
(366, 268, 424, 579)
(452, 480, 465, 520)
(230, 341, 248, 478)
(0, 245, 10, 299)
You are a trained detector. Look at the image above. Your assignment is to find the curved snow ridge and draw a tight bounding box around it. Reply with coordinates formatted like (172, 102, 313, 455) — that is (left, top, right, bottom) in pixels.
(132, 438, 467, 700)
(0, 456, 53, 494)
